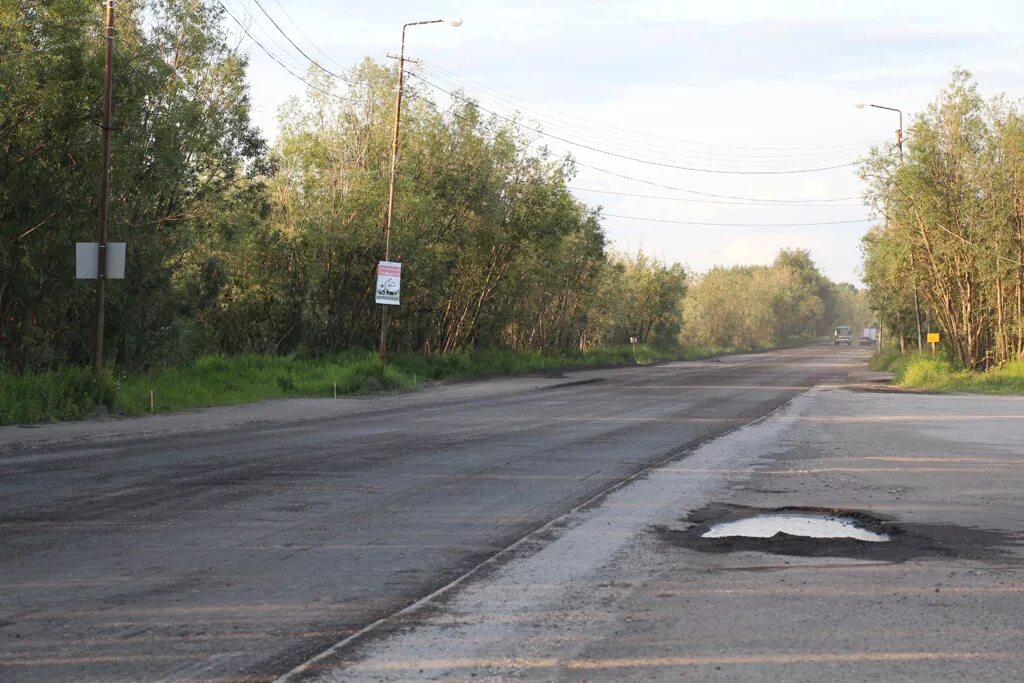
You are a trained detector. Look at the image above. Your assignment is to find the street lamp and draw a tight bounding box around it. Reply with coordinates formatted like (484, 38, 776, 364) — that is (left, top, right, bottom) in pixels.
(856, 102, 922, 351)
(379, 18, 462, 361)
(855, 103, 903, 164)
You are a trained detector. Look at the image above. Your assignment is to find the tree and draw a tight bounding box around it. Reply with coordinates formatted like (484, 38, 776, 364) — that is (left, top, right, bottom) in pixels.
(0, 0, 267, 369)
(860, 70, 1024, 367)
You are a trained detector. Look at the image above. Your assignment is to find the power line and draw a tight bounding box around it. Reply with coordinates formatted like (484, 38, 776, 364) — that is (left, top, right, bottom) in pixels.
(414, 65, 866, 170)
(417, 60, 885, 153)
(571, 160, 862, 204)
(222, 0, 308, 73)
(408, 88, 866, 206)
(407, 71, 858, 175)
(214, 0, 348, 104)
(248, 0, 352, 84)
(212, 7, 871, 177)
(208, 10, 871, 217)
(571, 186, 865, 208)
(602, 214, 873, 227)
(268, 0, 350, 73)
(416, 65, 866, 166)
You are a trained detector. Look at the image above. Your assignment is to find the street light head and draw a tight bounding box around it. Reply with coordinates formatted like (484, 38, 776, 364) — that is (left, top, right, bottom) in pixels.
(854, 103, 867, 109)
(449, 18, 463, 27)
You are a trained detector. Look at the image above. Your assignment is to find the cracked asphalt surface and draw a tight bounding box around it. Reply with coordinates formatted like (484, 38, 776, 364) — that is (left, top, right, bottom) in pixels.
(0, 346, 861, 682)
(304, 356, 1024, 683)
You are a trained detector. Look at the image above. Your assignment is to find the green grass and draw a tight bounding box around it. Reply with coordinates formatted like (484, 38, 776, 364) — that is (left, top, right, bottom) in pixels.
(872, 349, 1024, 394)
(0, 338, 816, 426)
(0, 367, 117, 425)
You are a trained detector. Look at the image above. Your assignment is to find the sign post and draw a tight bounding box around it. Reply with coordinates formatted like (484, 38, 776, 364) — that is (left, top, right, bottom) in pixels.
(376, 261, 401, 361)
(927, 332, 940, 356)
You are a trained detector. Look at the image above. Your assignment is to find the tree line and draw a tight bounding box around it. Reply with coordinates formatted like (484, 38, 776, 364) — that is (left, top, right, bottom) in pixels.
(1, 1, 858, 372)
(861, 70, 1024, 368)
(684, 250, 869, 349)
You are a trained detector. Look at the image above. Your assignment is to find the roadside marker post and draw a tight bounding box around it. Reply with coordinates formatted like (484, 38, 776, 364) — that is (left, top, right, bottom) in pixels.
(927, 332, 940, 356)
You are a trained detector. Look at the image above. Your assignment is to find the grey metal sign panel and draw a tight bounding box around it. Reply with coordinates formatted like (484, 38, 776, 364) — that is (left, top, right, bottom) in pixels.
(76, 242, 126, 279)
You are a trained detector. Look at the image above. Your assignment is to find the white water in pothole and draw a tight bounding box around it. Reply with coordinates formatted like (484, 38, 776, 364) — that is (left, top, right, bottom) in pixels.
(702, 513, 890, 542)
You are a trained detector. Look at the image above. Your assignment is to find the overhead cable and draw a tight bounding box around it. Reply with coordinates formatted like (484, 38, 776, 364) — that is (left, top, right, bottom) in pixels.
(417, 60, 885, 153)
(415, 66, 866, 169)
(215, 0, 347, 103)
(407, 72, 858, 175)
(602, 214, 873, 227)
(571, 161, 862, 203)
(571, 187, 865, 208)
(249, 0, 352, 84)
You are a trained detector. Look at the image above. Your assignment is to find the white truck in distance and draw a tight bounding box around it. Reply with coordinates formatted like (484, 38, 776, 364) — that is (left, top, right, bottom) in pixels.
(860, 327, 879, 345)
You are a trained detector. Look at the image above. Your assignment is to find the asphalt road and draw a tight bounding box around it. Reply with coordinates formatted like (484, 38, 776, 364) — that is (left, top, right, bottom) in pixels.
(314, 356, 1024, 683)
(0, 345, 862, 682)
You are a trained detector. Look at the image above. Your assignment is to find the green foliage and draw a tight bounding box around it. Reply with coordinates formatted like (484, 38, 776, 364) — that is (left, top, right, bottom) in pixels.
(5, 3, 844, 423)
(860, 70, 1024, 369)
(868, 346, 906, 372)
(0, 366, 116, 424)
(871, 347, 1024, 394)
(890, 356, 1024, 394)
(214, 60, 672, 357)
(900, 357, 957, 387)
(681, 249, 856, 348)
(1, 0, 267, 370)
(1, 346, 689, 425)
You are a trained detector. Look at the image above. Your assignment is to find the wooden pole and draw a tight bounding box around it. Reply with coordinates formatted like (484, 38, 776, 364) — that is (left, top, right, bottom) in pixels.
(91, 0, 115, 377)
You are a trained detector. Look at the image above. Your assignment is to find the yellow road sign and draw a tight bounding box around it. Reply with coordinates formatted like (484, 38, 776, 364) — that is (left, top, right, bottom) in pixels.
(927, 332, 940, 343)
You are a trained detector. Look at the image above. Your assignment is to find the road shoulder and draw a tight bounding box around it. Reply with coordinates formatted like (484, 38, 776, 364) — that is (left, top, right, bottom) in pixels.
(0, 370, 609, 452)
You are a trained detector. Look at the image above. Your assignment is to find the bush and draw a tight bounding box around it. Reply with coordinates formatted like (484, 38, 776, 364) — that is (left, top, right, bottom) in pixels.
(0, 367, 116, 424)
(899, 358, 955, 389)
(868, 346, 904, 372)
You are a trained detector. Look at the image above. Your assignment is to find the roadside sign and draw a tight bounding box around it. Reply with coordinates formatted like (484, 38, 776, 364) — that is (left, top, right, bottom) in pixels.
(927, 332, 940, 343)
(76, 242, 125, 279)
(375, 261, 401, 306)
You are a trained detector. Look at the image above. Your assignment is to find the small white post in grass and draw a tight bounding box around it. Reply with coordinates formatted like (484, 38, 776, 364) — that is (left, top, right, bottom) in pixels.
(333, 381, 337, 399)
(150, 389, 154, 413)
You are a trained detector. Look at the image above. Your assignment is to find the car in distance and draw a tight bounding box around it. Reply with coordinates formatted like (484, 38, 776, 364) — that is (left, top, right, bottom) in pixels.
(834, 325, 853, 345)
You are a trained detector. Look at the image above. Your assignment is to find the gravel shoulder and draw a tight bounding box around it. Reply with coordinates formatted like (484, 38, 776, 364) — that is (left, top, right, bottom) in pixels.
(0, 372, 604, 453)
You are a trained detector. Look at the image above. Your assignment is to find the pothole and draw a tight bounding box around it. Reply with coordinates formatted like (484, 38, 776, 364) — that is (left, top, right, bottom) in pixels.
(656, 503, 1021, 562)
(702, 512, 889, 542)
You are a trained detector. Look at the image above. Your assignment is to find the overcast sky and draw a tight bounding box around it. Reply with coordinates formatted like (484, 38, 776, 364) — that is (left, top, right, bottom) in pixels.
(219, 0, 1024, 285)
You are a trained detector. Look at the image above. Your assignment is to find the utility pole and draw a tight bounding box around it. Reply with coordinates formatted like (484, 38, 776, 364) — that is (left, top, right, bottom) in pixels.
(378, 18, 461, 361)
(856, 103, 921, 351)
(92, 0, 115, 377)
(378, 23, 408, 362)
(891, 110, 924, 352)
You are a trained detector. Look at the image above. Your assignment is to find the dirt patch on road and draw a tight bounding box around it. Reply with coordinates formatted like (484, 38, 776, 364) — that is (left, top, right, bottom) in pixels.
(656, 503, 1021, 562)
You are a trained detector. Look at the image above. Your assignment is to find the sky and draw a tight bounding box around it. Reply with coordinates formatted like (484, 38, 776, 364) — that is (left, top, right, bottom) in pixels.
(217, 0, 1024, 285)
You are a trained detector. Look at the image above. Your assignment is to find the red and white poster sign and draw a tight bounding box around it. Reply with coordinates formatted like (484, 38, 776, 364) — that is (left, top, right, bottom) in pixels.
(375, 261, 401, 306)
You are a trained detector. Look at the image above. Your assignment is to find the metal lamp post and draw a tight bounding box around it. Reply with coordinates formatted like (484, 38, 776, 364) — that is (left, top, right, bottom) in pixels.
(379, 18, 462, 361)
(857, 102, 922, 351)
(856, 103, 903, 163)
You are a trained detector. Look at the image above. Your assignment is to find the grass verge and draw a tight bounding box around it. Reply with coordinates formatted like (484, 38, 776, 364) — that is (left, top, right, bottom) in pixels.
(1, 339, 813, 426)
(872, 350, 1024, 394)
